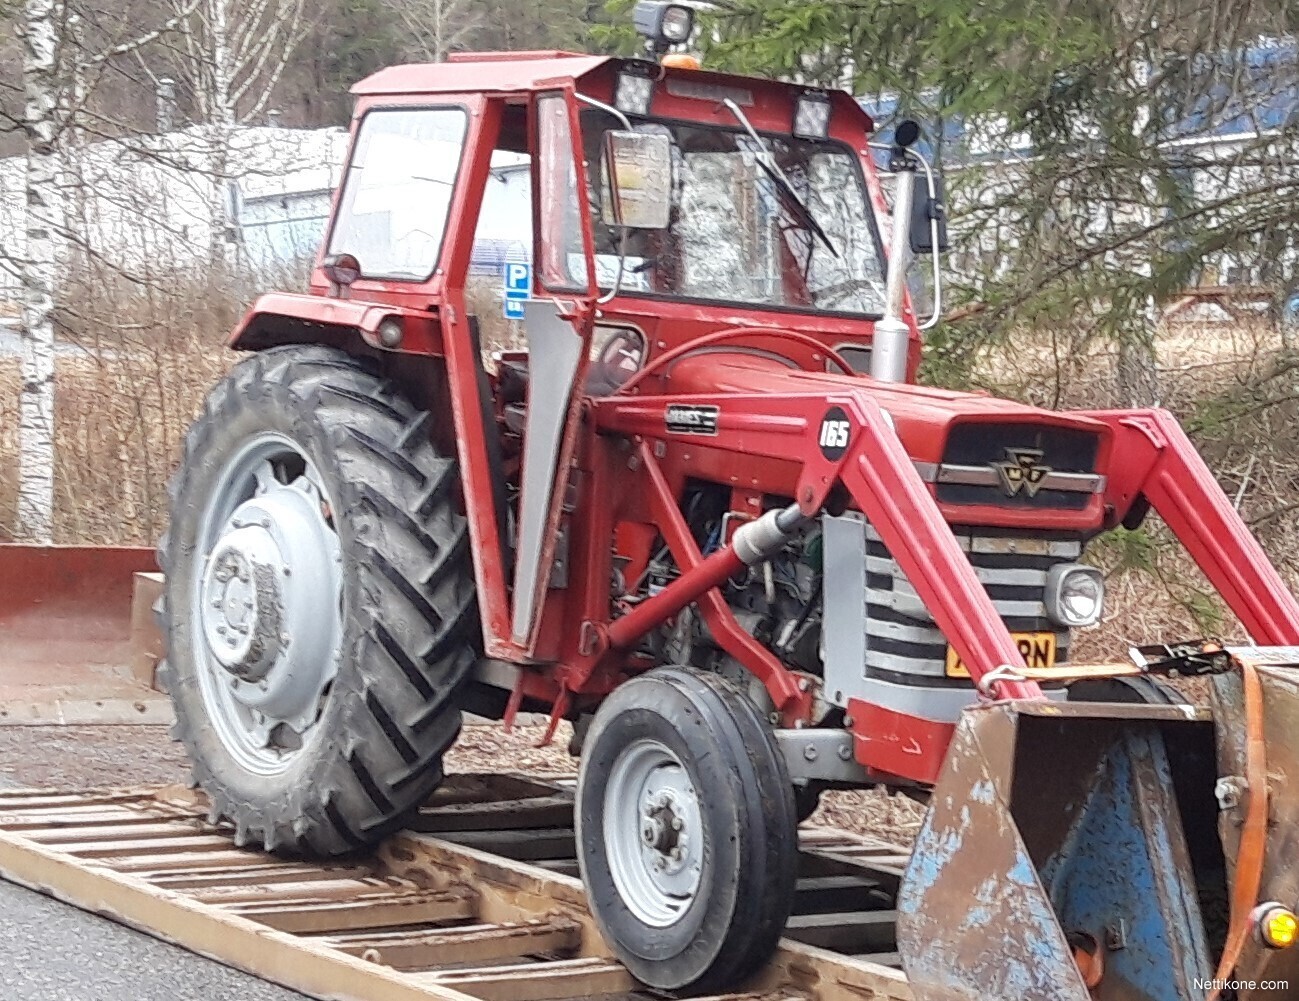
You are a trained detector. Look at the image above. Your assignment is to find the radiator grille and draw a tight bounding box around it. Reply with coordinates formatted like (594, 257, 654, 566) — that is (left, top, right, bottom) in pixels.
(863, 525, 1077, 684)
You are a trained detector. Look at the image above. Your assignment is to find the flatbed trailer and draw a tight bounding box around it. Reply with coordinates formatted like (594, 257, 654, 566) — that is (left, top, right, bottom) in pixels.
(0, 773, 913, 1001)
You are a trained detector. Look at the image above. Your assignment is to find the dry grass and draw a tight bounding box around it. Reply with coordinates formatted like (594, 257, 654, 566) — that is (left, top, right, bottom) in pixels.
(3, 277, 1297, 663)
(0, 275, 234, 545)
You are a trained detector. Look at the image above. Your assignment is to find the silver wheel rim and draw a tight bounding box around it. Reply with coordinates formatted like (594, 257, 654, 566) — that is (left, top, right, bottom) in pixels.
(602, 739, 704, 928)
(188, 432, 344, 775)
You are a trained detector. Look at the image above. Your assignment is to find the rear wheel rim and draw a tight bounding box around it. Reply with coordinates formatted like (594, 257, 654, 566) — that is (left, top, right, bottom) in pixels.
(602, 738, 704, 928)
(189, 433, 343, 775)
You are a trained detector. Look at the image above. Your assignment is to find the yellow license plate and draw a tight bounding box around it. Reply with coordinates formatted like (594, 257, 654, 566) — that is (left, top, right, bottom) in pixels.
(945, 631, 1057, 679)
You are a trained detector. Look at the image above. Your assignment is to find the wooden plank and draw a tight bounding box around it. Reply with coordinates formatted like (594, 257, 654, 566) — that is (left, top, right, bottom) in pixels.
(321, 919, 582, 971)
(54, 834, 237, 858)
(107, 849, 271, 873)
(149, 863, 376, 891)
(414, 795, 574, 834)
(226, 889, 478, 934)
(28, 821, 206, 844)
(791, 875, 890, 915)
(0, 805, 167, 824)
(424, 957, 634, 1001)
(430, 828, 575, 861)
(190, 876, 418, 905)
(784, 911, 897, 953)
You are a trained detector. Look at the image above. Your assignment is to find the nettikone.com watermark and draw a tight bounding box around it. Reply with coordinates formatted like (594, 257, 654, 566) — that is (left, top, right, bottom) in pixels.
(1195, 979, 1290, 992)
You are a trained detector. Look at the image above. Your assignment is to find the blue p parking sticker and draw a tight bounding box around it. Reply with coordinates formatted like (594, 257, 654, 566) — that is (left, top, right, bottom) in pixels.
(503, 262, 530, 319)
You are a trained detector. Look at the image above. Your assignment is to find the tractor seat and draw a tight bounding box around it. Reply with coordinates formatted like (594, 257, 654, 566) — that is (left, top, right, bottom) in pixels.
(498, 356, 530, 404)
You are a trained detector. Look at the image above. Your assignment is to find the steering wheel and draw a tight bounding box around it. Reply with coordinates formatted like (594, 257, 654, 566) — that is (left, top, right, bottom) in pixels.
(587, 329, 647, 395)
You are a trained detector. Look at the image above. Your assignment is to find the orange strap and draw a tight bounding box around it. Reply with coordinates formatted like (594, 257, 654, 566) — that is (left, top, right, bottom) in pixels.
(1207, 659, 1269, 1001)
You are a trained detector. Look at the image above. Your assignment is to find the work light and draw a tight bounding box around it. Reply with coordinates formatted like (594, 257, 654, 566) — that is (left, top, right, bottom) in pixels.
(793, 91, 832, 139)
(615, 69, 655, 116)
(633, 2, 695, 52)
(1045, 564, 1105, 628)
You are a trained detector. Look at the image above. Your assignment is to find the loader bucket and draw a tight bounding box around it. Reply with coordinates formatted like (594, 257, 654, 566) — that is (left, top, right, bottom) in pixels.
(897, 699, 1232, 1001)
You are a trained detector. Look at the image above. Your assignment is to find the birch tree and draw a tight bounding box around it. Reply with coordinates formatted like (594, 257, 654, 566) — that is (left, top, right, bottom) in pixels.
(14, 0, 202, 541)
(16, 0, 68, 542)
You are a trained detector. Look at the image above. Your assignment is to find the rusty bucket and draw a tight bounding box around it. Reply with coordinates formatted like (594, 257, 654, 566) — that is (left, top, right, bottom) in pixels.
(897, 698, 1230, 1001)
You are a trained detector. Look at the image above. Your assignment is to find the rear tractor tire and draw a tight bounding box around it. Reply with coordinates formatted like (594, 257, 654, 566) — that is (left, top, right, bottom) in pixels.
(159, 345, 478, 856)
(576, 668, 799, 993)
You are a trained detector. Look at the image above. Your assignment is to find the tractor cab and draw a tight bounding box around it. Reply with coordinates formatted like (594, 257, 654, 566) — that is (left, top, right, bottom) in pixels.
(288, 46, 922, 384)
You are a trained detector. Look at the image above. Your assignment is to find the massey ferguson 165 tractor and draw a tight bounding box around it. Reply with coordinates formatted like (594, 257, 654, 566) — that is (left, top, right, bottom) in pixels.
(160, 4, 1299, 998)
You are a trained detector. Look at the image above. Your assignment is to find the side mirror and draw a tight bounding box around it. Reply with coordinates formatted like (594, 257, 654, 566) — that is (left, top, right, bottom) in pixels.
(602, 130, 672, 230)
(909, 172, 949, 254)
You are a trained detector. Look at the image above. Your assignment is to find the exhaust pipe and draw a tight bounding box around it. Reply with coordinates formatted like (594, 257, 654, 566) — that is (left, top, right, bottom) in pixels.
(870, 132, 918, 385)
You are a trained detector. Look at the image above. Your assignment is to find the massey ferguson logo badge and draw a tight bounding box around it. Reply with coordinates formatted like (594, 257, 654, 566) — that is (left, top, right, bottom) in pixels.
(994, 448, 1051, 497)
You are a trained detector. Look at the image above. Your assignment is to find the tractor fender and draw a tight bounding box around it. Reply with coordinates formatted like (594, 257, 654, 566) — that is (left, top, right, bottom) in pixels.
(228, 292, 444, 357)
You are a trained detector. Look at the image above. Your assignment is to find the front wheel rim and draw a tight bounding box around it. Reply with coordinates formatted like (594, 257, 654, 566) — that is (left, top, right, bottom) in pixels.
(189, 433, 344, 775)
(602, 738, 705, 928)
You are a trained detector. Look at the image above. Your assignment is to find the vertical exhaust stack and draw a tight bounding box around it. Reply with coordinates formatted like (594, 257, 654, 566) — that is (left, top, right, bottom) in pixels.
(871, 121, 921, 384)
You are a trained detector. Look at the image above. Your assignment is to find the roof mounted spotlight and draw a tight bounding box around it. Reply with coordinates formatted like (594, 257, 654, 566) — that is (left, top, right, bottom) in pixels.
(632, 1, 695, 59)
(793, 90, 832, 139)
(615, 63, 657, 117)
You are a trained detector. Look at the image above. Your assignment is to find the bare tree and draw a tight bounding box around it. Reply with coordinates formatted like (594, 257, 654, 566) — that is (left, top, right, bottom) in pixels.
(384, 0, 481, 62)
(132, 0, 306, 255)
(14, 0, 201, 541)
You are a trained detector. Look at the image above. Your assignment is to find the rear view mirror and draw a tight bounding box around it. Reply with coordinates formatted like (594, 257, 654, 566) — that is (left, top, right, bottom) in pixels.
(602, 130, 672, 230)
(909, 171, 949, 253)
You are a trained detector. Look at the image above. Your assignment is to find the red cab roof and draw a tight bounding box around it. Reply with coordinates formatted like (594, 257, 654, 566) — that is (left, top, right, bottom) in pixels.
(352, 51, 612, 95)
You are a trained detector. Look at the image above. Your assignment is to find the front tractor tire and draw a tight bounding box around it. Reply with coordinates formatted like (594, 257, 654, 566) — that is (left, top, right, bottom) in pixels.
(576, 668, 799, 993)
(159, 345, 478, 856)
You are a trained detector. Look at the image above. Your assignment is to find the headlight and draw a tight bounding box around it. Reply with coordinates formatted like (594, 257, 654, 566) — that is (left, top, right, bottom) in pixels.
(1045, 564, 1104, 628)
(660, 4, 694, 42)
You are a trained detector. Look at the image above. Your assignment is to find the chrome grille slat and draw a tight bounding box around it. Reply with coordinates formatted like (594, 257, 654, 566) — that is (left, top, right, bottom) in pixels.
(861, 526, 1077, 679)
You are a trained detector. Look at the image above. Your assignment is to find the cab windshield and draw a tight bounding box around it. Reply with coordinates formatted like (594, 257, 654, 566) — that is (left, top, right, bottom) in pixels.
(571, 111, 887, 316)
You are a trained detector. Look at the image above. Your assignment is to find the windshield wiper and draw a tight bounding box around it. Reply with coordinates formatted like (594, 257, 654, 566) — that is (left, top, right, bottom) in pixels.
(722, 98, 839, 259)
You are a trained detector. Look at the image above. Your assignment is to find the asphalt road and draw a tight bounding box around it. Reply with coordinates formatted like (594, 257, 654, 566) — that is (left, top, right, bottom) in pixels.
(0, 771, 307, 1001)
(0, 879, 311, 1001)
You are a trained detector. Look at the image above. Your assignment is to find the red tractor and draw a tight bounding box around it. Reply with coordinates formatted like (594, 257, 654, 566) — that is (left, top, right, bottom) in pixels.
(161, 4, 1299, 997)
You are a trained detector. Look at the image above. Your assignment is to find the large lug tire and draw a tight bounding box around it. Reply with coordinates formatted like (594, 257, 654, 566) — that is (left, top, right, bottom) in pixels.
(159, 345, 478, 856)
(576, 667, 799, 993)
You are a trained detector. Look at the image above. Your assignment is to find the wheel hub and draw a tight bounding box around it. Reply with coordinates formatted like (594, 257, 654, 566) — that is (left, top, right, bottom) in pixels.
(191, 435, 344, 774)
(202, 529, 284, 682)
(604, 739, 705, 927)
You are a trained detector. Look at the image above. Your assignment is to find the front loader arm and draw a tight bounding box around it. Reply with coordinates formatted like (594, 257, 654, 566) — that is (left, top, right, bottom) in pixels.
(592, 390, 1043, 705)
(1088, 408, 1299, 645)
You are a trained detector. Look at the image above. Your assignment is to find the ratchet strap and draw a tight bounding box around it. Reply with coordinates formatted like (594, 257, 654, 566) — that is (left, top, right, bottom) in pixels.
(1207, 658, 1269, 1001)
